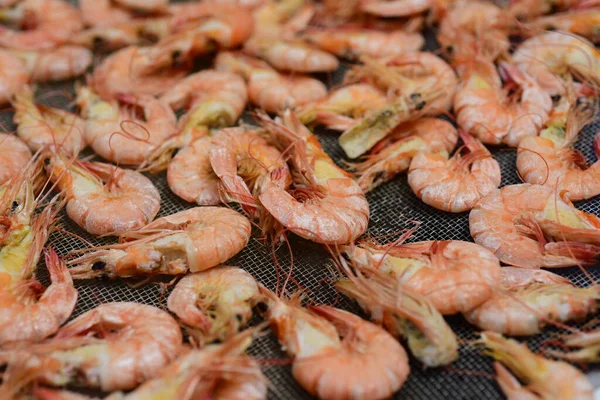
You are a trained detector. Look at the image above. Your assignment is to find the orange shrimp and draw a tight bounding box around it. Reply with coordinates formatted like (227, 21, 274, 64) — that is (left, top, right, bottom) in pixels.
(10, 45, 92, 82)
(343, 240, 502, 315)
(465, 267, 599, 336)
(351, 118, 458, 193)
(359, 0, 431, 17)
(0, 50, 28, 105)
(260, 287, 410, 400)
(0, 134, 31, 185)
(528, 8, 600, 43)
(215, 51, 327, 113)
(256, 109, 369, 244)
(508, 0, 587, 20)
(469, 183, 600, 268)
(68, 207, 251, 278)
(114, 0, 168, 13)
(408, 130, 501, 212)
(454, 59, 552, 147)
(79, 0, 137, 27)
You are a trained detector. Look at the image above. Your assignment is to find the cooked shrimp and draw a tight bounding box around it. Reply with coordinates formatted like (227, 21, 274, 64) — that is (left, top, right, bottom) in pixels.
(0, 302, 183, 392)
(465, 268, 598, 336)
(470, 183, 600, 268)
(167, 266, 259, 345)
(12, 85, 84, 154)
(0, 249, 77, 345)
(260, 287, 410, 400)
(256, 109, 369, 244)
(209, 127, 291, 217)
(528, 8, 600, 43)
(10, 45, 92, 82)
(351, 118, 458, 192)
(79, 0, 135, 27)
(0, 134, 31, 185)
(297, 83, 387, 131)
(244, 36, 339, 73)
(68, 207, 251, 278)
(114, 0, 167, 12)
(508, 0, 585, 20)
(513, 32, 600, 96)
(249, 0, 306, 38)
(0, 0, 83, 50)
(336, 259, 458, 367)
(480, 332, 593, 400)
(45, 154, 160, 235)
(0, 50, 28, 105)
(359, 0, 431, 17)
(454, 59, 552, 147)
(549, 328, 600, 363)
(167, 136, 221, 206)
(408, 130, 501, 212)
(302, 27, 424, 60)
(215, 51, 327, 113)
(517, 97, 600, 201)
(77, 87, 177, 166)
(343, 240, 502, 315)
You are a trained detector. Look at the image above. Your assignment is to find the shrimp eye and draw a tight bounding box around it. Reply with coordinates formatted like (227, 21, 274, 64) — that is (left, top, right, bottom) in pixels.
(410, 93, 421, 101)
(547, 25, 557, 31)
(445, 45, 453, 54)
(551, 95, 561, 103)
(381, 110, 393, 117)
(373, 171, 385, 183)
(235, 314, 243, 322)
(256, 302, 269, 313)
(416, 101, 426, 110)
(171, 50, 182, 62)
(11, 201, 19, 212)
(92, 261, 106, 271)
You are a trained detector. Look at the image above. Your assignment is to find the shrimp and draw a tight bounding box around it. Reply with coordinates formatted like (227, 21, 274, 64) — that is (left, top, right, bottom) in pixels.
(479, 332, 593, 400)
(167, 266, 259, 345)
(0, 134, 31, 185)
(0, 0, 83, 50)
(296, 83, 387, 131)
(549, 328, 600, 363)
(0, 50, 28, 105)
(469, 183, 600, 268)
(167, 136, 221, 206)
(76, 87, 177, 166)
(79, 0, 135, 28)
(209, 127, 291, 217)
(114, 0, 167, 12)
(336, 258, 458, 367)
(256, 109, 369, 244)
(0, 249, 77, 345)
(513, 32, 600, 97)
(215, 51, 327, 113)
(0, 302, 183, 392)
(68, 207, 251, 278)
(351, 118, 458, 192)
(528, 8, 600, 43)
(359, 0, 431, 17)
(454, 59, 552, 147)
(9, 45, 92, 82)
(508, 0, 586, 20)
(343, 240, 502, 315)
(517, 97, 600, 201)
(408, 130, 501, 212)
(302, 27, 424, 60)
(260, 287, 410, 400)
(45, 154, 160, 235)
(465, 267, 599, 336)
(12, 85, 85, 155)
(347, 52, 458, 116)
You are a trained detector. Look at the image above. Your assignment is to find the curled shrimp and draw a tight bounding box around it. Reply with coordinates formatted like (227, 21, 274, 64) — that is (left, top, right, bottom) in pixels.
(12, 85, 85, 154)
(167, 136, 221, 206)
(351, 118, 458, 193)
(469, 183, 600, 268)
(479, 331, 594, 400)
(209, 127, 291, 217)
(77, 87, 177, 166)
(215, 51, 327, 113)
(0, 0, 83, 50)
(343, 239, 502, 315)
(0, 249, 77, 345)
(454, 59, 552, 147)
(359, 0, 431, 17)
(0, 302, 183, 393)
(10, 45, 92, 82)
(0, 134, 31, 185)
(517, 96, 600, 201)
(336, 258, 458, 367)
(465, 267, 599, 336)
(408, 130, 501, 212)
(513, 32, 600, 96)
(256, 109, 369, 244)
(45, 153, 160, 235)
(68, 207, 251, 278)
(296, 83, 388, 131)
(528, 8, 600, 43)
(260, 286, 410, 400)
(167, 266, 260, 345)
(302, 27, 424, 60)
(0, 50, 28, 105)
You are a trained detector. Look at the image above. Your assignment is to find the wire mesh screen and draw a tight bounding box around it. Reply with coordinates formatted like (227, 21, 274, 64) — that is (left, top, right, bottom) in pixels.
(3, 2, 600, 399)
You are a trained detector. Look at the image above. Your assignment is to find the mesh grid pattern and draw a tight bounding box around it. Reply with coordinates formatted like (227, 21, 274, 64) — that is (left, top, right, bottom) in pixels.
(3, 3, 600, 398)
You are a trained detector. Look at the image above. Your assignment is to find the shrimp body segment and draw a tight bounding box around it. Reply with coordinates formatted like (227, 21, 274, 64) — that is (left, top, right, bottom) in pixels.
(0, 134, 31, 185)
(0, 50, 28, 105)
(167, 266, 260, 344)
(68, 207, 251, 278)
(408, 131, 501, 212)
(359, 0, 430, 17)
(11, 45, 93, 82)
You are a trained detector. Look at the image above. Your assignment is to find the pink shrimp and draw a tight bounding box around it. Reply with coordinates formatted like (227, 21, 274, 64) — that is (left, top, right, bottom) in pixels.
(359, 0, 431, 17)
(0, 134, 31, 185)
(0, 50, 28, 105)
(10, 45, 92, 82)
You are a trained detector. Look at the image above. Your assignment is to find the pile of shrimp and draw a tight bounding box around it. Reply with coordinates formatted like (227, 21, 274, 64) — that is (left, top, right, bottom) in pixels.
(3, 0, 600, 399)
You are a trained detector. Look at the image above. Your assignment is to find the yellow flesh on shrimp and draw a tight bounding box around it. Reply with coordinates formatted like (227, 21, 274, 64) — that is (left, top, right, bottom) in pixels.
(0, 226, 32, 285)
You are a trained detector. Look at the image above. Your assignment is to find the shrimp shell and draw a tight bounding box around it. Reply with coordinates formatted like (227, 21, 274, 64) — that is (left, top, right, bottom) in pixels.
(0, 134, 31, 185)
(0, 50, 28, 106)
